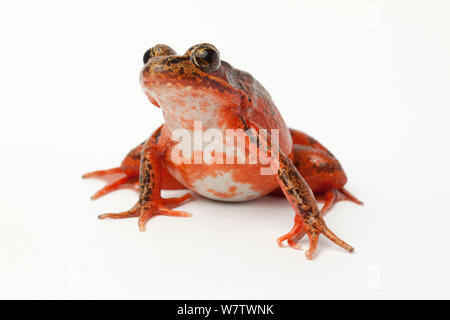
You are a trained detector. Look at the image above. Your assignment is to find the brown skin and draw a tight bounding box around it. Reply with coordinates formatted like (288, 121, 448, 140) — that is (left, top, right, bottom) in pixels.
(83, 44, 362, 259)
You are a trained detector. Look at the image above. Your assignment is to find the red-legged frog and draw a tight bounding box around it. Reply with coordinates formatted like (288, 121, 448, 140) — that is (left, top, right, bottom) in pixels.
(83, 43, 362, 259)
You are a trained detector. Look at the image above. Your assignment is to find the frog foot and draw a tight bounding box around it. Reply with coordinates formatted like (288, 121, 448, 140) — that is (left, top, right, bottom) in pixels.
(316, 188, 363, 215)
(277, 219, 304, 250)
(98, 193, 193, 231)
(277, 215, 354, 260)
(279, 188, 362, 250)
(82, 167, 138, 200)
(82, 167, 123, 179)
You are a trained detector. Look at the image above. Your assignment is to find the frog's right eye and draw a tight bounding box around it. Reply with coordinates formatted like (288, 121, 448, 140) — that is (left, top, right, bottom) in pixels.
(143, 45, 177, 64)
(143, 48, 156, 64)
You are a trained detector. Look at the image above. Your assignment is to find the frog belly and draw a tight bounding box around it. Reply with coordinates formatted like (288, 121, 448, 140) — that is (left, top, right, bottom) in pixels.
(164, 163, 279, 202)
(191, 170, 261, 201)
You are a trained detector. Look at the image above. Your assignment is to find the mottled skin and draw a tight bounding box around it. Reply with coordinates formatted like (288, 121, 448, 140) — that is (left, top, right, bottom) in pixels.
(83, 44, 362, 259)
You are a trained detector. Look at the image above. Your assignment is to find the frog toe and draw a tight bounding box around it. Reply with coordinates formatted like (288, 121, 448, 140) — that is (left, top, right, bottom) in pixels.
(278, 216, 354, 259)
(83, 166, 138, 199)
(90, 176, 138, 200)
(316, 188, 363, 215)
(82, 167, 122, 179)
(277, 218, 303, 248)
(98, 207, 139, 220)
(98, 194, 194, 232)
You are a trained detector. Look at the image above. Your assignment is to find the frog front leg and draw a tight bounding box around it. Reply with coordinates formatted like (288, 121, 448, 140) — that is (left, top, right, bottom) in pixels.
(275, 153, 354, 259)
(245, 121, 353, 259)
(97, 125, 193, 231)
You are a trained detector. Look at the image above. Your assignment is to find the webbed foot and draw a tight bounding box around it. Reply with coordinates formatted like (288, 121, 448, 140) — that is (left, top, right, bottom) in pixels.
(82, 167, 138, 200)
(315, 188, 363, 215)
(277, 215, 354, 260)
(98, 193, 194, 231)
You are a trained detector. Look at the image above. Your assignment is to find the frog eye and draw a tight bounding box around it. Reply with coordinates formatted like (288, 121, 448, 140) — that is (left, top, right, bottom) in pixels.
(143, 45, 177, 64)
(190, 44, 221, 72)
(143, 47, 156, 64)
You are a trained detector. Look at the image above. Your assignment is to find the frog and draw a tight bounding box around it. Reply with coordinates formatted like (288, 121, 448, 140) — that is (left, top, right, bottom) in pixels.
(83, 43, 362, 259)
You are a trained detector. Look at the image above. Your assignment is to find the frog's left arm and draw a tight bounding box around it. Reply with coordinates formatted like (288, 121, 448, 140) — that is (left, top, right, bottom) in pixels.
(240, 118, 354, 259)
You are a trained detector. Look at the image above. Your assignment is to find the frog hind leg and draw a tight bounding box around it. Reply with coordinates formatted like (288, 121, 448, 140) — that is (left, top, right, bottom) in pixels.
(288, 128, 363, 209)
(314, 188, 363, 215)
(292, 143, 363, 214)
(83, 141, 185, 200)
(82, 142, 143, 199)
(82, 167, 123, 178)
(82, 169, 138, 200)
(270, 145, 363, 213)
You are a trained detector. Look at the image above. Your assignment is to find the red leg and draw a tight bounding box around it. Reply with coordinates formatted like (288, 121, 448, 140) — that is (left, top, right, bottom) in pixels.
(289, 128, 332, 155)
(268, 129, 363, 248)
(277, 217, 303, 250)
(318, 189, 336, 215)
(275, 153, 354, 259)
(82, 167, 122, 179)
(340, 188, 364, 205)
(82, 142, 143, 198)
(291, 134, 363, 209)
(90, 176, 137, 200)
(96, 125, 194, 231)
(99, 195, 193, 231)
(315, 188, 364, 215)
(270, 143, 363, 213)
(83, 138, 186, 199)
(281, 188, 364, 247)
(282, 130, 362, 248)
(246, 121, 353, 259)
(273, 128, 363, 207)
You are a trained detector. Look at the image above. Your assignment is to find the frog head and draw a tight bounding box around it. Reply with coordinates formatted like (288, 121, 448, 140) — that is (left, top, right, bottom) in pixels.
(140, 44, 245, 131)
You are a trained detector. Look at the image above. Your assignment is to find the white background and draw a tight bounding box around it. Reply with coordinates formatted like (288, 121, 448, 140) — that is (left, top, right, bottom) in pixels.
(1, 0, 449, 299)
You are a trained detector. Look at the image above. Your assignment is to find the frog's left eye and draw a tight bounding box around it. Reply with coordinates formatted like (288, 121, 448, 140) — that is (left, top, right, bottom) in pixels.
(190, 44, 221, 72)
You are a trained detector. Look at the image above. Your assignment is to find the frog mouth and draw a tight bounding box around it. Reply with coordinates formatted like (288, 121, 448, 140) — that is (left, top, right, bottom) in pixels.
(142, 89, 161, 108)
